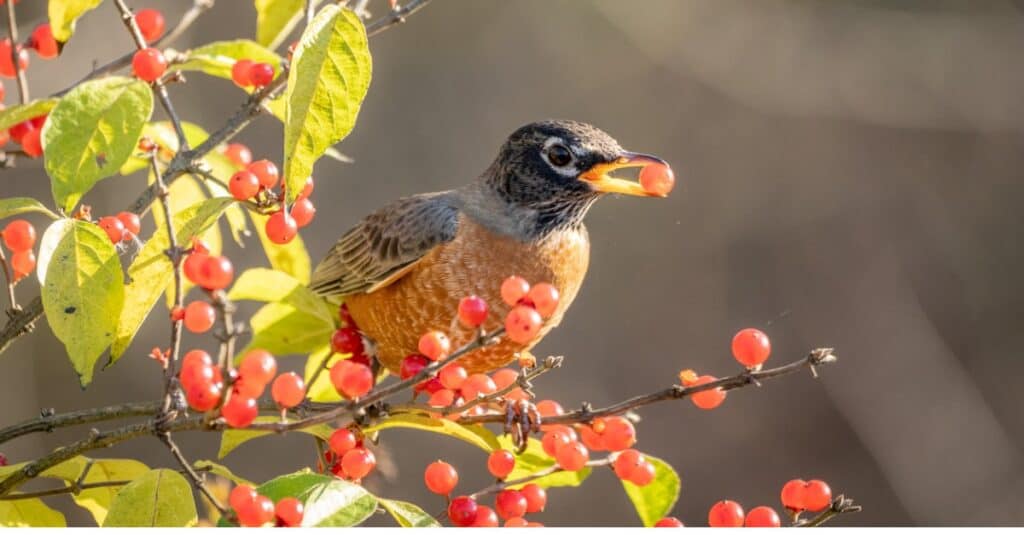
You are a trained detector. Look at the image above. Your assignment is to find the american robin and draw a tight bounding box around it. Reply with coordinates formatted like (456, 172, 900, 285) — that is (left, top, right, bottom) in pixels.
(310, 120, 671, 374)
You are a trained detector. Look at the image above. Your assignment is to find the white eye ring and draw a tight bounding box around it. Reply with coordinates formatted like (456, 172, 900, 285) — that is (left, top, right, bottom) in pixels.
(542, 137, 576, 173)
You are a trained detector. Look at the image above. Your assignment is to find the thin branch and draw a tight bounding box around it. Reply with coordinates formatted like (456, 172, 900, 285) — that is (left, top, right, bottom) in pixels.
(0, 479, 132, 501)
(0, 401, 160, 446)
(5, 0, 28, 103)
(442, 355, 561, 416)
(304, 0, 316, 26)
(0, 246, 18, 313)
(157, 432, 229, 516)
(471, 456, 612, 500)
(0, 295, 39, 355)
(365, 0, 433, 36)
(798, 495, 862, 527)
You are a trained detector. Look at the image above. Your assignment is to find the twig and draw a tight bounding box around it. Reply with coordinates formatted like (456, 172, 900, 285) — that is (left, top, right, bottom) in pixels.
(0, 479, 133, 501)
(798, 495, 862, 527)
(0, 401, 160, 446)
(470, 456, 613, 500)
(157, 432, 229, 516)
(53, 0, 215, 97)
(442, 355, 561, 416)
(0, 246, 18, 313)
(5, 0, 28, 103)
(365, 0, 432, 36)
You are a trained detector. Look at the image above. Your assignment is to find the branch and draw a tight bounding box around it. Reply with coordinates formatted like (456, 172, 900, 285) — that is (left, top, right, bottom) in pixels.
(5, 0, 28, 103)
(0, 479, 132, 501)
(798, 495, 862, 527)
(0, 401, 160, 446)
(156, 432, 229, 517)
(365, 0, 433, 36)
(470, 456, 612, 500)
(0, 246, 18, 313)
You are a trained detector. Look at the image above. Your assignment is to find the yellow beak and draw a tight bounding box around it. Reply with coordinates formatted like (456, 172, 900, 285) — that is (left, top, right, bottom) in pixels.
(578, 152, 671, 197)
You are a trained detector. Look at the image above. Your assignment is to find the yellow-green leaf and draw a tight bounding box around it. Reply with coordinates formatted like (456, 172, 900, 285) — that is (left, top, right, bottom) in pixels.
(49, 0, 104, 42)
(257, 471, 376, 527)
(282, 5, 370, 202)
(620, 454, 680, 527)
(0, 498, 66, 526)
(103, 469, 197, 527)
(193, 460, 254, 486)
(151, 173, 222, 308)
(228, 268, 328, 318)
(239, 302, 334, 357)
(44, 77, 152, 213)
(304, 345, 342, 402)
(202, 149, 251, 246)
(70, 458, 150, 525)
(255, 0, 303, 47)
(175, 39, 282, 81)
(366, 413, 500, 453)
(111, 198, 234, 360)
(379, 498, 441, 527)
(0, 98, 59, 131)
(219, 417, 333, 459)
(247, 211, 311, 284)
(497, 436, 592, 489)
(0, 197, 58, 220)
(41, 220, 124, 386)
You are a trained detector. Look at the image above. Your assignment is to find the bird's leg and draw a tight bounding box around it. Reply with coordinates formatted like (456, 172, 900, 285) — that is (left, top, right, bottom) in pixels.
(503, 398, 542, 454)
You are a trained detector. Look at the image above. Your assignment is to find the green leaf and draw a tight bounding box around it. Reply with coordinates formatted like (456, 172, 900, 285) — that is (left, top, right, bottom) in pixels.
(496, 436, 592, 489)
(257, 471, 377, 527)
(175, 39, 282, 81)
(103, 469, 197, 527)
(44, 77, 153, 213)
(0, 499, 67, 526)
(239, 301, 334, 357)
(219, 417, 333, 459)
(41, 220, 124, 386)
(0, 99, 59, 131)
(111, 198, 234, 360)
(282, 5, 371, 202)
(0, 197, 58, 220)
(247, 211, 312, 284)
(379, 498, 441, 527)
(366, 414, 500, 453)
(304, 345, 342, 402)
(49, 0, 104, 42)
(620, 454, 680, 527)
(228, 268, 328, 317)
(202, 149, 251, 246)
(255, 0, 303, 47)
(193, 460, 254, 486)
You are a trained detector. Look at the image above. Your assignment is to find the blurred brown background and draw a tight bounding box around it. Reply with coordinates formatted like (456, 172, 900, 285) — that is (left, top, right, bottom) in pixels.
(3, 0, 1024, 526)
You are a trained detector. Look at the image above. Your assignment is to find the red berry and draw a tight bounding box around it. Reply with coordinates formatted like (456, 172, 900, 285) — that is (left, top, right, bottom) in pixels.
(612, 449, 645, 480)
(536, 399, 563, 418)
(248, 159, 279, 188)
(237, 494, 275, 527)
(708, 500, 744, 528)
(427, 388, 455, 408)
(423, 460, 458, 495)
(29, 115, 47, 129)
(471, 505, 499, 527)
(541, 428, 573, 458)
(520, 483, 546, 513)
(135, 9, 165, 42)
(438, 364, 467, 390)
(732, 328, 771, 367)
(19, 127, 41, 157)
(555, 440, 589, 471)
(628, 461, 656, 486)
(249, 63, 274, 87)
(271, 372, 306, 408)
(116, 212, 141, 238)
(780, 479, 806, 511)
(180, 361, 215, 393)
(223, 143, 252, 167)
(457, 295, 488, 328)
(447, 496, 478, 527)
(0, 39, 28, 78)
(297, 176, 314, 200)
(10, 250, 34, 280)
(340, 447, 375, 479)
(598, 416, 636, 451)
(132, 48, 167, 82)
(0, 81, 5, 102)
(689, 375, 726, 410)
(328, 428, 358, 455)
(744, 506, 781, 527)
(180, 349, 212, 381)
(487, 449, 515, 479)
(495, 489, 527, 520)
(29, 24, 58, 59)
(97, 216, 125, 244)
(578, 424, 605, 451)
(655, 517, 685, 527)
(238, 349, 277, 390)
(417, 330, 450, 361)
(222, 395, 258, 428)
(639, 162, 675, 196)
(504, 517, 528, 527)
(229, 170, 260, 200)
(197, 255, 234, 290)
(460, 373, 496, 401)
(265, 211, 297, 244)
(9, 121, 32, 144)
(505, 305, 542, 344)
(275, 496, 304, 527)
(185, 381, 222, 412)
(803, 480, 832, 512)
(500, 275, 530, 306)
(329, 360, 373, 399)
(231, 59, 253, 87)
(291, 198, 316, 228)
(183, 300, 215, 333)
(330, 327, 363, 354)
(399, 354, 429, 380)
(2, 220, 35, 252)
(229, 484, 256, 513)
(182, 252, 207, 285)
(526, 282, 559, 318)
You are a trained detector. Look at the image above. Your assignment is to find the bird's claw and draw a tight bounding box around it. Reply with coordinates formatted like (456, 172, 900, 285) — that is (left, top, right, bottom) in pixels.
(504, 399, 541, 454)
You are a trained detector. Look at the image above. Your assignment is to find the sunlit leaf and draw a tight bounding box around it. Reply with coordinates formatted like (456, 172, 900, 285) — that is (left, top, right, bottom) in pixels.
(496, 436, 592, 489)
(282, 5, 370, 202)
(257, 470, 376, 527)
(0, 498, 66, 526)
(255, 0, 303, 48)
(366, 413, 500, 453)
(219, 417, 333, 459)
(247, 212, 311, 284)
(620, 454, 680, 527)
(304, 345, 342, 402)
(48, 0, 103, 42)
(0, 99, 59, 131)
(43, 77, 152, 213)
(192, 460, 254, 486)
(175, 39, 282, 81)
(228, 268, 328, 317)
(151, 173, 222, 308)
(103, 469, 197, 527)
(41, 220, 124, 386)
(379, 498, 441, 527)
(239, 302, 334, 357)
(0, 197, 59, 221)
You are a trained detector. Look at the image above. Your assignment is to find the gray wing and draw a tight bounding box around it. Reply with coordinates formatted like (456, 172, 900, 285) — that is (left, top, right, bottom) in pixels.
(309, 191, 460, 297)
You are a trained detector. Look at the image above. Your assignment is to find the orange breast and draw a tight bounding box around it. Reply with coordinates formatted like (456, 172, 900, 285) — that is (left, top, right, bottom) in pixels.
(346, 215, 590, 374)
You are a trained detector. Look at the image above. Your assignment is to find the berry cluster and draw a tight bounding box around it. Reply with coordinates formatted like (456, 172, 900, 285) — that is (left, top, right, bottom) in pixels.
(96, 212, 141, 244)
(692, 478, 832, 527)
(229, 484, 304, 527)
(1, 114, 47, 158)
(499, 275, 559, 344)
(231, 59, 276, 89)
(128, 9, 169, 83)
(1, 219, 36, 281)
(421, 458, 547, 527)
(182, 238, 234, 290)
(322, 428, 376, 481)
(676, 327, 774, 411)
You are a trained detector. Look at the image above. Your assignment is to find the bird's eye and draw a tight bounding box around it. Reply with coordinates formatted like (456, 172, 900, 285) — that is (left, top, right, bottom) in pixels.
(545, 144, 573, 167)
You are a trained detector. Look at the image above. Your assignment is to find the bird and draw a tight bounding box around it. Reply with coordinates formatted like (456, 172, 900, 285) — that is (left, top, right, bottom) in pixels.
(309, 119, 671, 374)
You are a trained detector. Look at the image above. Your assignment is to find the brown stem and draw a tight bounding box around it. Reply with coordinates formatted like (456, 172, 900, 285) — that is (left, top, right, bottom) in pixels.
(365, 0, 433, 36)
(0, 246, 18, 313)
(5, 0, 28, 103)
(157, 432, 229, 516)
(0, 401, 160, 446)
(797, 495, 862, 527)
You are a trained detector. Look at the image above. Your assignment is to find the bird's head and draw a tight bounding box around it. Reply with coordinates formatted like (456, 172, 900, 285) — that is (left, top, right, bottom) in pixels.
(482, 120, 672, 225)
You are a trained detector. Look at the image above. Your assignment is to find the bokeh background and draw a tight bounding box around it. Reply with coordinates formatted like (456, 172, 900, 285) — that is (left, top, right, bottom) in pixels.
(3, 0, 1024, 526)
